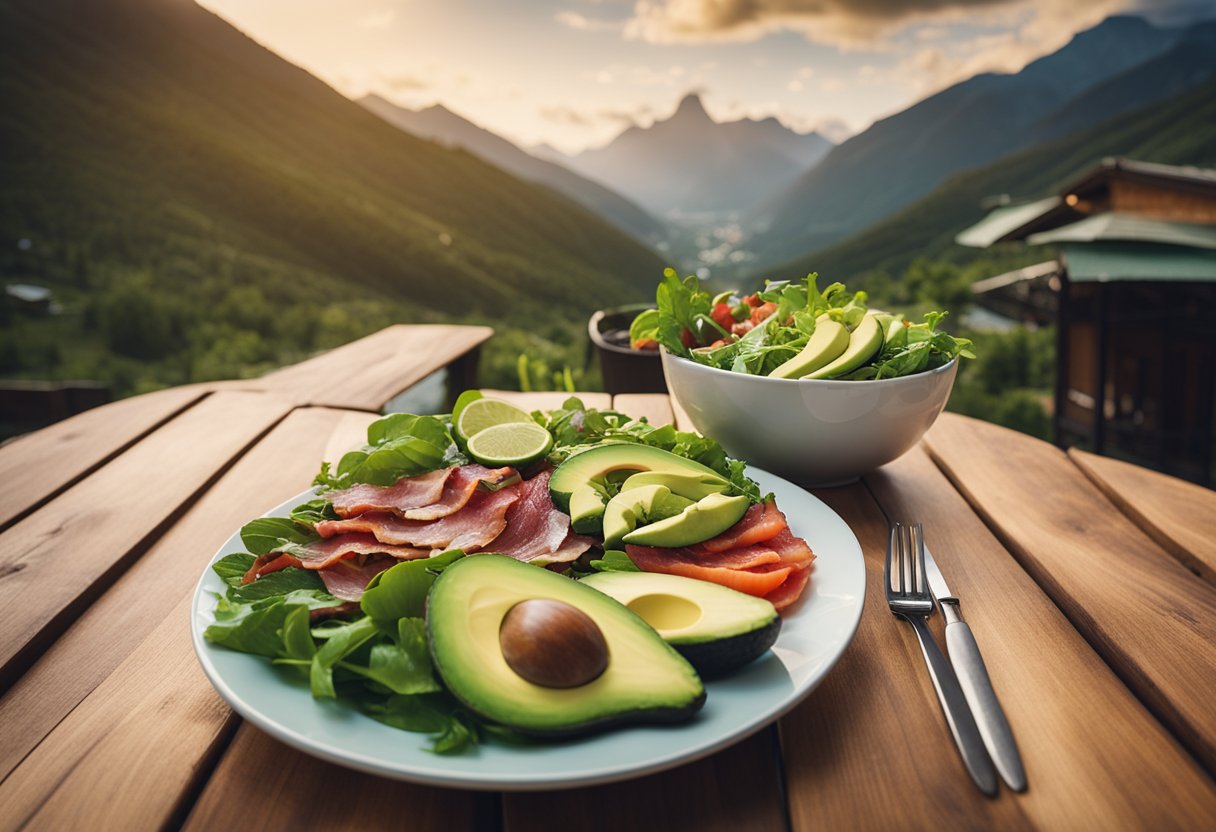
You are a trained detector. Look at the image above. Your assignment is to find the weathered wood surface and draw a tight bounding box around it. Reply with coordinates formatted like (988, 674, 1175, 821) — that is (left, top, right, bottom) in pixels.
(0, 407, 372, 782)
(502, 730, 787, 832)
(185, 725, 489, 832)
(246, 324, 493, 410)
(861, 449, 1216, 828)
(1070, 447, 1216, 585)
(0, 384, 206, 529)
(611, 393, 674, 426)
(0, 391, 292, 688)
(924, 413, 1216, 775)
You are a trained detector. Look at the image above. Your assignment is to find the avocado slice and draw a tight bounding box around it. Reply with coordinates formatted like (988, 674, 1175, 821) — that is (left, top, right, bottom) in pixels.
(550, 445, 730, 536)
(768, 318, 850, 379)
(621, 492, 750, 548)
(580, 571, 781, 678)
(804, 313, 884, 379)
(619, 470, 729, 501)
(602, 484, 694, 548)
(428, 555, 705, 736)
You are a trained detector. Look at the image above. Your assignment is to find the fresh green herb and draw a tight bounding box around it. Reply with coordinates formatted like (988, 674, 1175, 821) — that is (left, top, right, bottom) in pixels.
(589, 550, 641, 572)
(628, 307, 660, 348)
(240, 517, 318, 555)
(360, 549, 466, 621)
(289, 498, 339, 526)
(314, 413, 461, 490)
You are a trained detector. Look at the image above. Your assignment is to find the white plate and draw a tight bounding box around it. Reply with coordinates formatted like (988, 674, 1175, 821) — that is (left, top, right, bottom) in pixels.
(191, 468, 866, 790)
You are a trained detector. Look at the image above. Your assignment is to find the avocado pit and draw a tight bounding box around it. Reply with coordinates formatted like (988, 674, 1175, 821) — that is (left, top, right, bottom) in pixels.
(499, 599, 610, 688)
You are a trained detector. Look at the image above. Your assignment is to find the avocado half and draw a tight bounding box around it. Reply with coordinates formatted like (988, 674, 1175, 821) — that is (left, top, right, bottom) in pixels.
(549, 444, 729, 536)
(427, 555, 705, 737)
(579, 571, 781, 678)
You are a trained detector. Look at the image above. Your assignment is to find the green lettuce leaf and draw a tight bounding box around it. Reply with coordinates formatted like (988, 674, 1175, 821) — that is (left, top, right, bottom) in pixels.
(240, 517, 318, 555)
(360, 549, 466, 621)
(338, 618, 441, 695)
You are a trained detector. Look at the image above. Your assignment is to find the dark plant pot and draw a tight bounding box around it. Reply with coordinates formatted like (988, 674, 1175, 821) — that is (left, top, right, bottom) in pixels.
(588, 304, 668, 395)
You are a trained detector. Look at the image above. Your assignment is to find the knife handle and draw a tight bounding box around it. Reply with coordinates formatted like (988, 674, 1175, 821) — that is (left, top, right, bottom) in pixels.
(904, 614, 997, 796)
(942, 607, 1028, 792)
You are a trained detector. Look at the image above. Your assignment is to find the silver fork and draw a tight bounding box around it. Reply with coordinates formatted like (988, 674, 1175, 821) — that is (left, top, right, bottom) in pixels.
(887, 522, 997, 796)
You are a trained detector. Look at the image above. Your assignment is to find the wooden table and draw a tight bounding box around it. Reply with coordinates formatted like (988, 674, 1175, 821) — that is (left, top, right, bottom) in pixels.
(2, 327, 1214, 831)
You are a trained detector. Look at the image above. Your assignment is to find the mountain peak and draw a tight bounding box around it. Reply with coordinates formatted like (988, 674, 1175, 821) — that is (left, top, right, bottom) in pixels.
(673, 92, 711, 121)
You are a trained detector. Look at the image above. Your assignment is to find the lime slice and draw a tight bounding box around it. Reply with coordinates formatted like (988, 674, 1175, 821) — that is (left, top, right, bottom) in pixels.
(451, 390, 484, 426)
(456, 398, 534, 440)
(466, 422, 554, 467)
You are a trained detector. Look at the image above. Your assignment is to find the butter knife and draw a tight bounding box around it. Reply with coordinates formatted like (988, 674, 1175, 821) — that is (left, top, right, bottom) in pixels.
(920, 530, 1028, 792)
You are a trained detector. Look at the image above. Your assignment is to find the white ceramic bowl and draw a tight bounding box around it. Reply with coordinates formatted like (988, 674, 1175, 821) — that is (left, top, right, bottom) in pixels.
(661, 350, 959, 487)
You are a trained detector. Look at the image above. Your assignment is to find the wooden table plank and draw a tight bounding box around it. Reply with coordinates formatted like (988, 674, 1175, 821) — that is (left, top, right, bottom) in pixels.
(923, 413, 1216, 775)
(777, 483, 1027, 830)
(0, 385, 206, 530)
(480, 389, 612, 412)
(864, 449, 1216, 828)
(0, 390, 292, 688)
(247, 324, 493, 411)
(184, 725, 491, 832)
(502, 729, 787, 832)
(0, 594, 236, 832)
(0, 406, 373, 782)
(1070, 448, 1216, 585)
(611, 393, 674, 426)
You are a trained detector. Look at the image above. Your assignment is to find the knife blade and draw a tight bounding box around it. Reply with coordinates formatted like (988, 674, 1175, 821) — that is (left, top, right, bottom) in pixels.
(921, 534, 1028, 792)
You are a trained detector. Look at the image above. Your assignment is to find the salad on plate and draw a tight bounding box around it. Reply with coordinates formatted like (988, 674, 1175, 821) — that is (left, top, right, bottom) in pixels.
(201, 393, 818, 754)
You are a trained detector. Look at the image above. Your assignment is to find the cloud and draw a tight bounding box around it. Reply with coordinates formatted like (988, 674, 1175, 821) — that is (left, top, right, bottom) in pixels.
(384, 74, 429, 92)
(556, 10, 625, 31)
(539, 104, 654, 127)
(540, 106, 593, 126)
(624, 0, 1151, 51)
(625, 0, 1018, 45)
(356, 9, 396, 29)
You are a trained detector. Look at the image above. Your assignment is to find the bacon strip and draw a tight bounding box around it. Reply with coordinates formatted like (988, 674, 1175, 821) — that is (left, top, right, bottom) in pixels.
(764, 565, 812, 612)
(626, 546, 794, 596)
(400, 465, 517, 521)
(481, 470, 591, 563)
(765, 528, 816, 569)
(693, 499, 787, 553)
(317, 555, 397, 602)
(316, 485, 521, 552)
(625, 543, 782, 571)
(327, 467, 455, 518)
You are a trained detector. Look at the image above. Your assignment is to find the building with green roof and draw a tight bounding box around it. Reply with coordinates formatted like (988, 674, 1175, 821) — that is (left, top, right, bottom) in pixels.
(958, 158, 1216, 486)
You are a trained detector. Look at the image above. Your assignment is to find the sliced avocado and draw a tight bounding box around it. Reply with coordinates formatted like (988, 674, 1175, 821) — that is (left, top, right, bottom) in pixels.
(567, 484, 609, 535)
(602, 485, 694, 548)
(768, 319, 850, 379)
(549, 445, 729, 537)
(620, 470, 729, 501)
(622, 492, 750, 548)
(427, 555, 705, 736)
(580, 571, 781, 678)
(804, 313, 884, 379)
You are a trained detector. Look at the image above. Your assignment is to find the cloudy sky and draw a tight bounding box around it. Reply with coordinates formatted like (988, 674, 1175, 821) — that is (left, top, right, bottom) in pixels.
(198, 0, 1209, 153)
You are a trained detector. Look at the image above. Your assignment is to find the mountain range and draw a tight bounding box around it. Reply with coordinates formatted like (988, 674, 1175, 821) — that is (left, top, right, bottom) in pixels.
(749, 15, 1216, 270)
(769, 72, 1216, 283)
(563, 94, 834, 217)
(358, 94, 666, 244)
(0, 0, 665, 322)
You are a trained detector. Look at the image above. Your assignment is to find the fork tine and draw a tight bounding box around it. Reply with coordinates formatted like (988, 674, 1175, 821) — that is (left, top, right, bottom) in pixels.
(900, 523, 912, 594)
